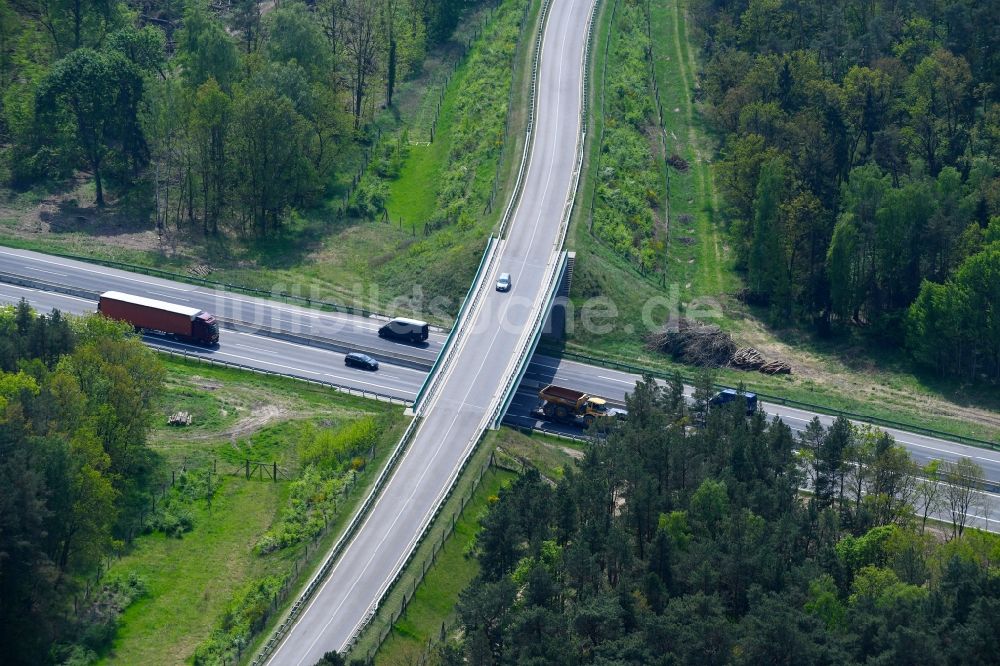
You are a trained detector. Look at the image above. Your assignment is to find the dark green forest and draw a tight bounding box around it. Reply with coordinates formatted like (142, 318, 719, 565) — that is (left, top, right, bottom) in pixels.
(0, 302, 165, 664)
(691, 0, 1000, 381)
(449, 377, 1000, 665)
(0, 0, 465, 233)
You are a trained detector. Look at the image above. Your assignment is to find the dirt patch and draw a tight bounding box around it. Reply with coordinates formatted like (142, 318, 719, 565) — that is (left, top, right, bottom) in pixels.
(0, 179, 187, 257)
(559, 445, 584, 460)
(183, 403, 290, 442)
(191, 376, 223, 391)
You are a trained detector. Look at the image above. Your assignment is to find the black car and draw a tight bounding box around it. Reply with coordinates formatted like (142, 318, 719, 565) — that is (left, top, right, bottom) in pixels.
(344, 352, 379, 371)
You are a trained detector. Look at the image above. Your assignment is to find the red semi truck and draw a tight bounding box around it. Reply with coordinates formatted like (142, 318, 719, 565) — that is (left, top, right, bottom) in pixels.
(98, 291, 219, 346)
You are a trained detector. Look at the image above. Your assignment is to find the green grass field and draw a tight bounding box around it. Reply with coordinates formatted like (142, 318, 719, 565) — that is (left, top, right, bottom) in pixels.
(93, 358, 408, 664)
(98, 478, 285, 665)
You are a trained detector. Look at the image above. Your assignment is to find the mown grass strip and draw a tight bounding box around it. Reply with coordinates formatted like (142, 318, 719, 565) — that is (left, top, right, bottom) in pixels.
(372, 466, 514, 665)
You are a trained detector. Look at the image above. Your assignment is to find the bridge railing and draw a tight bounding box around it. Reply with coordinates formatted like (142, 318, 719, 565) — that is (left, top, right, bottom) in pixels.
(412, 236, 499, 411)
(250, 413, 423, 665)
(490, 251, 569, 428)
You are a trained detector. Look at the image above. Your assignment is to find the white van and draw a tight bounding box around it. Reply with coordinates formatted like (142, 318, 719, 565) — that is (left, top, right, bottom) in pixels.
(378, 317, 429, 343)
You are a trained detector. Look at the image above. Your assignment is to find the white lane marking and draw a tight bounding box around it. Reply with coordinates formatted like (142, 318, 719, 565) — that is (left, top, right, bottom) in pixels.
(0, 249, 190, 291)
(0, 250, 454, 343)
(226, 330, 429, 375)
(598, 375, 635, 385)
(323, 373, 416, 394)
(203, 350, 323, 376)
(273, 3, 603, 660)
(898, 442, 956, 455)
(204, 292, 383, 331)
(30, 268, 67, 277)
(148, 291, 183, 299)
(0, 285, 95, 304)
(233, 344, 268, 353)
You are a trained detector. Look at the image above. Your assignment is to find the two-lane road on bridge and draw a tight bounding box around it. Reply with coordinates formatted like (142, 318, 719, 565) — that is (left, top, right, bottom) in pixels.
(264, 0, 597, 660)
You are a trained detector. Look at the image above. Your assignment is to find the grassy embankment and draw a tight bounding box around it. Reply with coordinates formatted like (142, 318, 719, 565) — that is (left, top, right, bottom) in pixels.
(562, 0, 1000, 443)
(357, 427, 582, 664)
(0, 0, 522, 324)
(95, 358, 407, 665)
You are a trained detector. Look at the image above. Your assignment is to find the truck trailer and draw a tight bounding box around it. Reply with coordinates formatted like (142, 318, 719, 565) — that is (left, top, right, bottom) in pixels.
(98, 291, 219, 346)
(531, 384, 626, 428)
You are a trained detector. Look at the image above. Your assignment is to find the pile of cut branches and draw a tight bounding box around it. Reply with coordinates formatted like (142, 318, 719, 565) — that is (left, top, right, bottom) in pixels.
(647, 322, 793, 374)
(646, 318, 736, 367)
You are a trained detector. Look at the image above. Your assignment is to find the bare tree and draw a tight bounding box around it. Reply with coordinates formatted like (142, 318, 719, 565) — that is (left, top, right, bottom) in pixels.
(942, 457, 985, 539)
(914, 460, 944, 534)
(867, 430, 916, 527)
(341, 0, 379, 128)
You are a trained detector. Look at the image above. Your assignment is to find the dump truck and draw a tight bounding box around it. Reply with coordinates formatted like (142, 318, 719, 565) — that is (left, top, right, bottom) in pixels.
(531, 384, 626, 428)
(98, 291, 220, 346)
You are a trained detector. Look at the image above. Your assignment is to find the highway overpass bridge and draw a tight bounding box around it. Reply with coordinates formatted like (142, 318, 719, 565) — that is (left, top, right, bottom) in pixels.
(1, 0, 999, 657)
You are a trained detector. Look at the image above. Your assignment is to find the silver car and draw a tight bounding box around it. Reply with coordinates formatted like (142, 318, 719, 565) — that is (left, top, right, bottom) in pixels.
(496, 272, 512, 292)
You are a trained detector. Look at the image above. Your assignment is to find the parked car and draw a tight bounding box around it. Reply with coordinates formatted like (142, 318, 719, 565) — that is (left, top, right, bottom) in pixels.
(344, 352, 379, 371)
(496, 272, 512, 292)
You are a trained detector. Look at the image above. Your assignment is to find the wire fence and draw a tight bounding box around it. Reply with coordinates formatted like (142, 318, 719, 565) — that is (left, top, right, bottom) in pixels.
(485, 0, 536, 215)
(587, 0, 620, 234)
(348, 443, 500, 663)
(218, 446, 385, 666)
(643, 0, 672, 282)
(354, 446, 539, 665)
(71, 444, 376, 652)
(251, 414, 423, 664)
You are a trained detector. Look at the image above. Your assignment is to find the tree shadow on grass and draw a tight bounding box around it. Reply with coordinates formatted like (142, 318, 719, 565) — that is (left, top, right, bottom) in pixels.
(742, 303, 1000, 414)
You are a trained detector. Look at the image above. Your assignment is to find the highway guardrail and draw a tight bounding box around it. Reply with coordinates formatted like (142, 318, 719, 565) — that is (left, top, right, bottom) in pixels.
(0, 271, 435, 371)
(321, 0, 564, 654)
(490, 251, 569, 428)
(489, 0, 595, 429)
(153, 346, 412, 406)
(412, 236, 498, 410)
(0, 248, 450, 330)
(552, 350, 1000, 450)
(251, 413, 424, 665)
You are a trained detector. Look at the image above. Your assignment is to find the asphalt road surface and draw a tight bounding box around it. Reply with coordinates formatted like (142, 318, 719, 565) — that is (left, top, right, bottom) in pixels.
(0, 282, 426, 400)
(264, 0, 596, 660)
(0, 245, 446, 364)
(511, 355, 1000, 488)
(6, 283, 999, 492)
